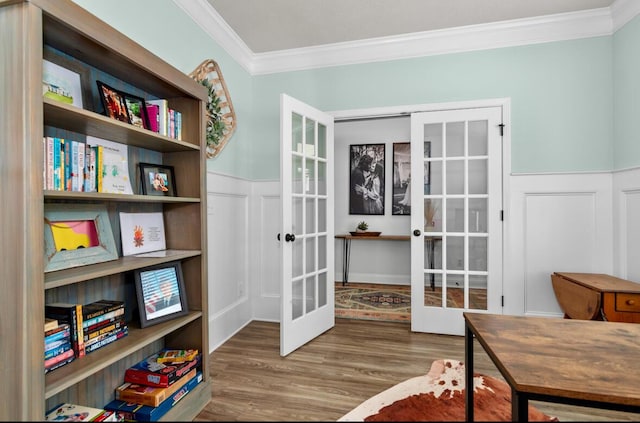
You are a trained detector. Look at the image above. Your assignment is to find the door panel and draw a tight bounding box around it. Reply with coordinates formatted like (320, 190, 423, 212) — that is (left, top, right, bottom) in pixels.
(280, 94, 334, 356)
(411, 107, 502, 335)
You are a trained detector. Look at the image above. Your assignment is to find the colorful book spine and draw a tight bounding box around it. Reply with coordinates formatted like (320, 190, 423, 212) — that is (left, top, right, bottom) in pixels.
(145, 103, 159, 133)
(45, 303, 85, 358)
(84, 326, 128, 355)
(84, 318, 125, 342)
(53, 137, 60, 190)
(64, 138, 71, 191)
(44, 325, 71, 344)
(44, 342, 71, 360)
(146, 99, 168, 136)
(82, 307, 125, 329)
(44, 347, 74, 369)
(77, 141, 85, 192)
(96, 145, 103, 192)
(45, 137, 54, 190)
(44, 352, 75, 374)
(83, 300, 125, 321)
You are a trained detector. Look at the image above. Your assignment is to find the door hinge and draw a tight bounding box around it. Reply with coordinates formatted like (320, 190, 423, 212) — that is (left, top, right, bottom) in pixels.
(501, 296, 504, 307)
(499, 123, 505, 136)
(500, 210, 504, 221)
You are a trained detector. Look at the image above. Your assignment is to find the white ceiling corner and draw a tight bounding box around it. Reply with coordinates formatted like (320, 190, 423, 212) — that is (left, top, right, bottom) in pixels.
(174, 0, 640, 76)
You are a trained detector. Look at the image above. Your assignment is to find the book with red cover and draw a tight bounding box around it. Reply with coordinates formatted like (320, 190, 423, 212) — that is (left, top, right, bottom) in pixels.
(145, 103, 159, 133)
(124, 349, 201, 388)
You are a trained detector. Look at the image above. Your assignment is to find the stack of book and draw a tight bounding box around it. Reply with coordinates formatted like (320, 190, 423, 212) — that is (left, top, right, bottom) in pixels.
(44, 319, 75, 374)
(104, 349, 202, 421)
(83, 300, 128, 355)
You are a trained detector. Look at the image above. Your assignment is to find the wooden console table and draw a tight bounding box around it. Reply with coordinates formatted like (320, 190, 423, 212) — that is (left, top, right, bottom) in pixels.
(464, 313, 640, 422)
(335, 234, 440, 290)
(551, 272, 640, 323)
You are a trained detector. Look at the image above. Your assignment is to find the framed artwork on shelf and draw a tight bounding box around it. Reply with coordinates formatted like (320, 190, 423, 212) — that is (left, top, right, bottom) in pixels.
(349, 143, 385, 215)
(96, 80, 130, 123)
(43, 204, 118, 272)
(42, 53, 87, 109)
(134, 261, 189, 328)
(122, 92, 151, 130)
(119, 211, 166, 256)
(392, 142, 411, 215)
(139, 162, 177, 197)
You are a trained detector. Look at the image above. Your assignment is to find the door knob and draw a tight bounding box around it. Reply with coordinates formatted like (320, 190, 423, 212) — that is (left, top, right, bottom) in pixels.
(285, 233, 296, 242)
(413, 229, 421, 236)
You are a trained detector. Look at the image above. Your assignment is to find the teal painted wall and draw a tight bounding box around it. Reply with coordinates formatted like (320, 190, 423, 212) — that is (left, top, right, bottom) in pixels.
(613, 14, 640, 170)
(72, 1, 639, 180)
(72, 0, 255, 178)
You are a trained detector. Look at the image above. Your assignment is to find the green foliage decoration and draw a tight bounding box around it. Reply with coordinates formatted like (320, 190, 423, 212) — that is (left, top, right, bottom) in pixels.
(200, 79, 226, 149)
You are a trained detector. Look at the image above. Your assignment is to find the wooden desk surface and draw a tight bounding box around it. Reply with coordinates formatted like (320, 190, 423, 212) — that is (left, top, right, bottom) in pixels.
(464, 313, 640, 407)
(554, 272, 640, 293)
(335, 234, 410, 241)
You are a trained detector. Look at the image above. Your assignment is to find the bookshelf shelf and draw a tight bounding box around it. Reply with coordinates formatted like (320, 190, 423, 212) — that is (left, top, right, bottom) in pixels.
(1, 0, 210, 420)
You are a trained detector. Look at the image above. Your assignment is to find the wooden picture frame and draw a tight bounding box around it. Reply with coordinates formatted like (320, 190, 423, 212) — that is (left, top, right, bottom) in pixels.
(44, 204, 118, 272)
(123, 92, 151, 130)
(134, 261, 189, 328)
(349, 143, 385, 215)
(43, 48, 92, 109)
(392, 142, 411, 215)
(139, 162, 177, 196)
(96, 80, 130, 123)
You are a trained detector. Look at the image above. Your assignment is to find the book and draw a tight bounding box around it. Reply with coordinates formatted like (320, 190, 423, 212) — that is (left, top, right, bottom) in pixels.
(45, 303, 85, 358)
(77, 141, 85, 192)
(45, 317, 58, 332)
(45, 403, 117, 421)
(45, 341, 71, 360)
(64, 138, 71, 191)
(53, 137, 61, 190)
(124, 349, 201, 388)
(146, 99, 168, 137)
(104, 371, 202, 421)
(44, 353, 75, 374)
(44, 347, 74, 369)
(96, 144, 103, 193)
(45, 324, 71, 344)
(45, 137, 54, 190)
(84, 318, 126, 343)
(84, 326, 128, 355)
(115, 367, 197, 407)
(83, 307, 125, 329)
(86, 136, 133, 194)
(82, 299, 125, 321)
(145, 103, 159, 133)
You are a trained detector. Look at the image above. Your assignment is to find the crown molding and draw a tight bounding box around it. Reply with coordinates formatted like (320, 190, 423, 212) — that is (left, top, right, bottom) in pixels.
(611, 0, 640, 32)
(176, 1, 639, 76)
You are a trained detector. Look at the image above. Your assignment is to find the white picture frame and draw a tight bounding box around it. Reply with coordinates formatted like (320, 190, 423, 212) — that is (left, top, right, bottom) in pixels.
(42, 59, 83, 108)
(119, 212, 166, 256)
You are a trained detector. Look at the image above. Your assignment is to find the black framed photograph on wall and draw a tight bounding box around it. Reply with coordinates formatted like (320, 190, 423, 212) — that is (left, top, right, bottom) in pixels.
(392, 142, 411, 215)
(349, 143, 385, 215)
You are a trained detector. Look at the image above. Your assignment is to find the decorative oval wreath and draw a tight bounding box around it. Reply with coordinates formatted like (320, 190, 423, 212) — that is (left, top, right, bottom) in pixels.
(189, 59, 236, 158)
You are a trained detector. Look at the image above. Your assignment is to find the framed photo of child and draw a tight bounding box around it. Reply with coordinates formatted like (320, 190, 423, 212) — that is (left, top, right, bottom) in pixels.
(138, 162, 177, 197)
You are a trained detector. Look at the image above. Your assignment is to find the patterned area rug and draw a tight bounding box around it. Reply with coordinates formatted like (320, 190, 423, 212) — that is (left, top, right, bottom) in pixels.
(335, 283, 487, 323)
(338, 359, 558, 422)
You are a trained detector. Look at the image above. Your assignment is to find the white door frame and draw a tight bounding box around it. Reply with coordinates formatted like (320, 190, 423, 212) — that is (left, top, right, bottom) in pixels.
(329, 98, 515, 314)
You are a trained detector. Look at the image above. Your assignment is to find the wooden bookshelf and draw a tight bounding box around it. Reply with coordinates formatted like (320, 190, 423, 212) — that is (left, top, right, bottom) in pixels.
(0, 0, 210, 420)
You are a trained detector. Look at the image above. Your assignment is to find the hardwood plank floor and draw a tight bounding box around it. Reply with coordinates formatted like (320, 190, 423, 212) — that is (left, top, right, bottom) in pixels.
(194, 319, 640, 421)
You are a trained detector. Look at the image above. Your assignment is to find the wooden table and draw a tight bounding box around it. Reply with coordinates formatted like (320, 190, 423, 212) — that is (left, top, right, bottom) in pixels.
(335, 234, 440, 289)
(464, 312, 640, 422)
(551, 272, 640, 323)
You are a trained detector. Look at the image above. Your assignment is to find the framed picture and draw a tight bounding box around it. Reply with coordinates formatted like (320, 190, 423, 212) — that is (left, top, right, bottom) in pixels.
(134, 261, 189, 328)
(122, 92, 151, 130)
(43, 57, 85, 109)
(43, 48, 92, 109)
(392, 142, 411, 215)
(44, 203, 118, 272)
(119, 211, 166, 256)
(139, 162, 177, 197)
(96, 80, 130, 123)
(349, 143, 385, 215)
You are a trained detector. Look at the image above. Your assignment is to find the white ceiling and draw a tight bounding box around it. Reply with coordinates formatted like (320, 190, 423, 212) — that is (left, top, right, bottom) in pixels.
(206, 0, 614, 53)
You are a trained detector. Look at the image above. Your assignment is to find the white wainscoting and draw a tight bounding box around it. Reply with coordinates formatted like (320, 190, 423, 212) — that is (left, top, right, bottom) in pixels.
(613, 167, 640, 281)
(208, 168, 640, 351)
(206, 172, 253, 352)
(504, 172, 614, 317)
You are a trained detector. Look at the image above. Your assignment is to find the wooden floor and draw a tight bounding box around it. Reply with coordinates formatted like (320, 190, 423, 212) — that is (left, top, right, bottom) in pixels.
(194, 319, 640, 422)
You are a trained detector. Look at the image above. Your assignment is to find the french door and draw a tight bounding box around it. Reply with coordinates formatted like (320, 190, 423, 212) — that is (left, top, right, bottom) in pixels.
(280, 94, 335, 356)
(410, 107, 503, 335)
